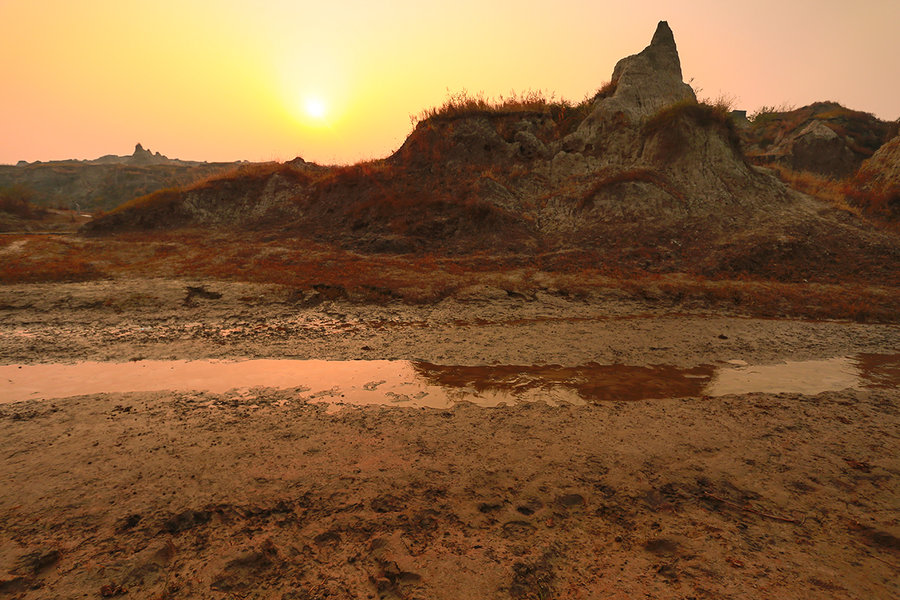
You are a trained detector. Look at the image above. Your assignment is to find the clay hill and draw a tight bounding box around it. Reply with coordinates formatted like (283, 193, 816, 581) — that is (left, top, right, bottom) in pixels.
(742, 102, 898, 178)
(0, 144, 240, 213)
(82, 22, 900, 285)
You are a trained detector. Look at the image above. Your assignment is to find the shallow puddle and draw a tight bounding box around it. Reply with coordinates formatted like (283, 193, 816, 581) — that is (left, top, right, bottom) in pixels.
(0, 354, 896, 408)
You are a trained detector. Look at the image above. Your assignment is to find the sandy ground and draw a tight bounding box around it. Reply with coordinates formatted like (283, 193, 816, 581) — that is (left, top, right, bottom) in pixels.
(1, 279, 898, 599)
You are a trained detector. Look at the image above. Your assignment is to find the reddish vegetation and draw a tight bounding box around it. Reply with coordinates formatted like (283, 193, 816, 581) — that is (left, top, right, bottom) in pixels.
(766, 163, 900, 227)
(2, 231, 898, 322)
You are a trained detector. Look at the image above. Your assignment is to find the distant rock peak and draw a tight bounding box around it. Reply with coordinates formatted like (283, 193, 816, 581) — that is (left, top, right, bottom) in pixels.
(650, 21, 676, 49)
(130, 143, 170, 165)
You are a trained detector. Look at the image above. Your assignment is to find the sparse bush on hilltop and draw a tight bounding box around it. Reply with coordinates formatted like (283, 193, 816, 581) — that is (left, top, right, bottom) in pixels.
(748, 103, 797, 123)
(410, 88, 607, 138)
(744, 102, 898, 163)
(189, 161, 314, 191)
(413, 89, 561, 124)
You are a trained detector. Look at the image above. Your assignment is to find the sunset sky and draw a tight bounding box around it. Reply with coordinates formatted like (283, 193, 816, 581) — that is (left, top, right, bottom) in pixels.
(2, 0, 898, 166)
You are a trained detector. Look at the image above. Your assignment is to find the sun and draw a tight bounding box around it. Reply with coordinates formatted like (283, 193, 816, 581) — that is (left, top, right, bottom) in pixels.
(303, 96, 328, 121)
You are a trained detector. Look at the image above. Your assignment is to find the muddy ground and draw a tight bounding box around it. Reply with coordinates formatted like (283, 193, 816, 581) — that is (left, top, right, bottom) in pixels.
(1, 279, 898, 599)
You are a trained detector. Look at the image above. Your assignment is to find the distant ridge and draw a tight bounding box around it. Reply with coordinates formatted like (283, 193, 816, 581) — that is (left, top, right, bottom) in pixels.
(14, 143, 223, 168)
(0, 145, 246, 211)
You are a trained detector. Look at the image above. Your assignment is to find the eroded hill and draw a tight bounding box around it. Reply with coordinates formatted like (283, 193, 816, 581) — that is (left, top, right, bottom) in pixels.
(80, 23, 899, 287)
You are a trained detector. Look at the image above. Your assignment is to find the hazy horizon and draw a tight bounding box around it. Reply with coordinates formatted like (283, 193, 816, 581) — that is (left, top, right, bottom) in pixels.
(2, 0, 898, 166)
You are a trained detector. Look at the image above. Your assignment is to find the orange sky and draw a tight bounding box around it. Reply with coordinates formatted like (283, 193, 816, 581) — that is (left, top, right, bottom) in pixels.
(1, 0, 898, 165)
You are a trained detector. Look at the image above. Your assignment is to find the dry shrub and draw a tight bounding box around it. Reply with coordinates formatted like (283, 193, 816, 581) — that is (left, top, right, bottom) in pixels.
(769, 162, 899, 224)
(594, 79, 618, 101)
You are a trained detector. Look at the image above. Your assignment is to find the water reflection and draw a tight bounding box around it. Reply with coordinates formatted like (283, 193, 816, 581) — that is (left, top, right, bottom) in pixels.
(706, 356, 860, 396)
(854, 353, 900, 389)
(0, 355, 896, 408)
(410, 363, 715, 403)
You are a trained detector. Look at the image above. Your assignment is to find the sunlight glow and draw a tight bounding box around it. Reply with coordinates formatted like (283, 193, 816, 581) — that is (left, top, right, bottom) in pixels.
(1, 1, 897, 165)
(304, 96, 328, 121)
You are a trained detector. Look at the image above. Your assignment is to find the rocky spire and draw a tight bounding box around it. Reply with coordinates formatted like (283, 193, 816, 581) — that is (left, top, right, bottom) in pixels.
(599, 21, 696, 122)
(644, 21, 683, 79)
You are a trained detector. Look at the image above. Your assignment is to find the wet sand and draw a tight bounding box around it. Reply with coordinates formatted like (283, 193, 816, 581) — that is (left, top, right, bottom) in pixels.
(1, 279, 898, 599)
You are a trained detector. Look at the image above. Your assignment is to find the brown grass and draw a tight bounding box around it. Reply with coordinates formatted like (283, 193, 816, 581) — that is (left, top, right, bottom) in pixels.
(764, 164, 861, 215)
(845, 169, 900, 222)
(766, 163, 899, 226)
(411, 89, 598, 138)
(3, 232, 897, 322)
(616, 274, 897, 323)
(106, 188, 183, 216)
(0, 237, 105, 283)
